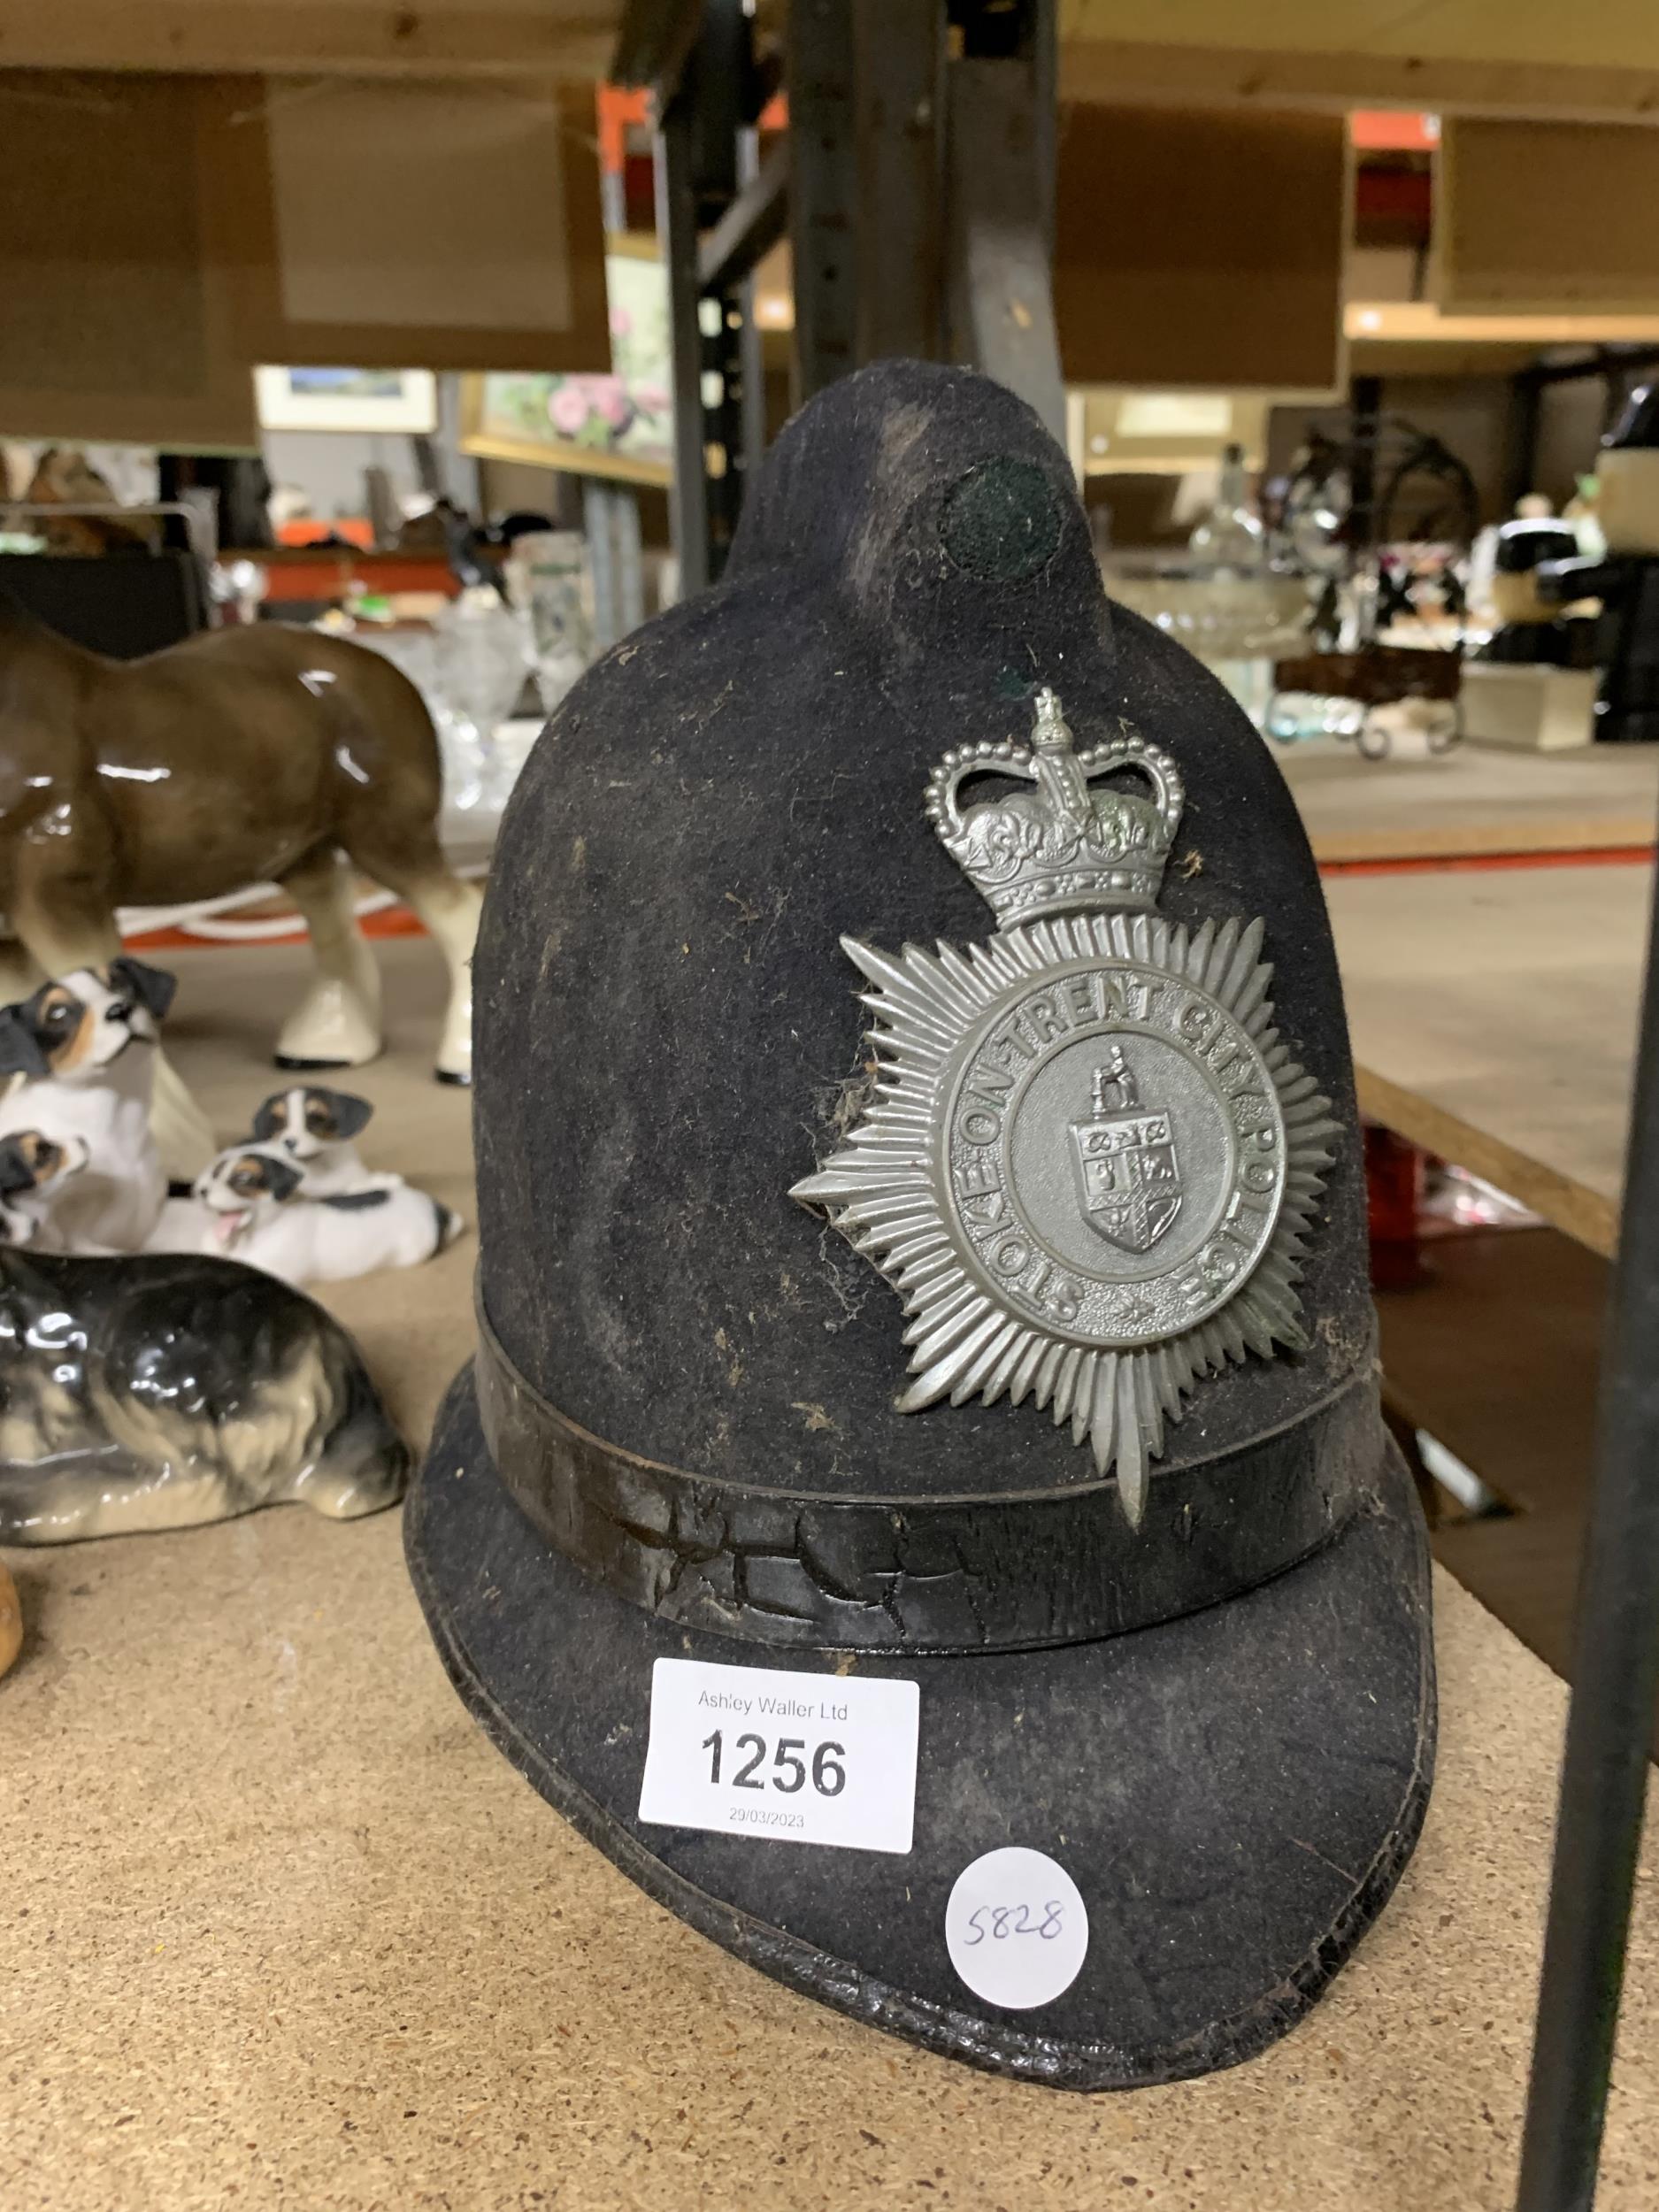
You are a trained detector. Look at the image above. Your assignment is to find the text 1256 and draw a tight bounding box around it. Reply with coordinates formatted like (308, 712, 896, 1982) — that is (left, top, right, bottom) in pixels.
(702, 1730, 846, 1796)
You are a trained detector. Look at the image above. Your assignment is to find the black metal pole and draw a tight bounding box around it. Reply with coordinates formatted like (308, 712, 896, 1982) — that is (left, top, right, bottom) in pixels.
(733, 126, 772, 493)
(654, 88, 710, 595)
(1516, 847, 1659, 2211)
(684, 0, 747, 579)
(1502, 372, 1543, 515)
(851, 0, 945, 365)
(787, 0, 859, 403)
(1346, 373, 1383, 649)
(942, 0, 1065, 445)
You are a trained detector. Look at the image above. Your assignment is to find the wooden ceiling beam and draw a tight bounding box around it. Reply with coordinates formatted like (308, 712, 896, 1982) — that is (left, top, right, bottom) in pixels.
(1060, 39, 1659, 127)
(0, 2, 623, 83)
(14, 6, 1659, 119)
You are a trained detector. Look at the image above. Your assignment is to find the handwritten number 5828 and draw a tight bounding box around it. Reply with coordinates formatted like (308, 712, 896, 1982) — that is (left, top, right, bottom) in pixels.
(962, 1901, 1065, 1944)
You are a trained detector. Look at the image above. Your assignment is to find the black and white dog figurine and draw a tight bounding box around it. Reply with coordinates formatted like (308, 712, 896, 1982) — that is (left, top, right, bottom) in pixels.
(0, 959, 174, 1254)
(249, 1085, 403, 1199)
(0, 1243, 408, 1542)
(187, 1141, 463, 1286)
(0, 1130, 89, 1247)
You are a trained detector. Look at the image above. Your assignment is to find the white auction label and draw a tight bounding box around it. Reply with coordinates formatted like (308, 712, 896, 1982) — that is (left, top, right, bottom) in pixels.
(637, 1657, 919, 1854)
(945, 1847, 1089, 2009)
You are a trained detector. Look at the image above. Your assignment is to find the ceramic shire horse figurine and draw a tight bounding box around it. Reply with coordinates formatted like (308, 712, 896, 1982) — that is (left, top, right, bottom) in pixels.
(0, 596, 481, 1085)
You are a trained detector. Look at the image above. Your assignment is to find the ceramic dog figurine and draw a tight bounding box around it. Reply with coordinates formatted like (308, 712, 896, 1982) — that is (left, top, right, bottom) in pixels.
(0, 1130, 89, 1246)
(0, 596, 481, 1084)
(249, 1085, 403, 1198)
(0, 960, 172, 1254)
(187, 1141, 463, 1286)
(0, 1242, 408, 1541)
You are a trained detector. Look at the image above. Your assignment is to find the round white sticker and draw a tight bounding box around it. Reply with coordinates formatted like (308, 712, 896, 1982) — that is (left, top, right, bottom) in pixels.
(944, 1846, 1088, 2010)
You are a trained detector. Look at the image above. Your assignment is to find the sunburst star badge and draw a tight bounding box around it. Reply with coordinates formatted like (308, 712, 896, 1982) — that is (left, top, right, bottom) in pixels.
(790, 687, 1339, 1526)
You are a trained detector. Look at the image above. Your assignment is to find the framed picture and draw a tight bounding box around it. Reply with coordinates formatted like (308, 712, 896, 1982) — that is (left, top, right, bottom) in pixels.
(255, 365, 439, 434)
(457, 236, 672, 488)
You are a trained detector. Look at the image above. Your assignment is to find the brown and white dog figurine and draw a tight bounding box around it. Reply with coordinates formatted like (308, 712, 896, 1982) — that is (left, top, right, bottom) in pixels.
(187, 1141, 463, 1286)
(0, 960, 173, 1254)
(0, 1130, 89, 1246)
(249, 1085, 403, 1199)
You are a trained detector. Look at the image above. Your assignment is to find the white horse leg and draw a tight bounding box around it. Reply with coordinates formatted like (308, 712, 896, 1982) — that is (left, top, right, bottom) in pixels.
(336, 796, 480, 1082)
(274, 849, 384, 1069)
(397, 873, 482, 1084)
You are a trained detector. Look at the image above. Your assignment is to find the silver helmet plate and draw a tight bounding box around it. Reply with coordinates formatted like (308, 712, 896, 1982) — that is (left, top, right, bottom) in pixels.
(791, 690, 1337, 1525)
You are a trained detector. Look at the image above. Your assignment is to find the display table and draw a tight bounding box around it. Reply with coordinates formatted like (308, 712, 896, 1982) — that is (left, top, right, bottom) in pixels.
(1325, 859, 1651, 1256)
(1279, 736, 1658, 865)
(3, 939, 1658, 2210)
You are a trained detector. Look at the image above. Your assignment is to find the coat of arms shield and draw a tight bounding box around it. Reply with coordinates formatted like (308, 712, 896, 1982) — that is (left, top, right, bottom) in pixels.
(1070, 1048, 1182, 1255)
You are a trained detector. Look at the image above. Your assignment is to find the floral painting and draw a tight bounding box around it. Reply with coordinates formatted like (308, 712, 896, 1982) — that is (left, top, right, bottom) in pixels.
(459, 244, 672, 486)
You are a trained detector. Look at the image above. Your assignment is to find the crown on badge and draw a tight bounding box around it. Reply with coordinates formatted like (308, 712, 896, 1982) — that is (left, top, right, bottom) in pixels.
(925, 689, 1185, 926)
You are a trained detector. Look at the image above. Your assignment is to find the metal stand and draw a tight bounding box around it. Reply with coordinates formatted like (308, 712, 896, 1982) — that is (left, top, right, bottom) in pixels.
(619, 0, 1062, 580)
(1516, 847, 1659, 2209)
(942, 0, 1064, 445)
(786, 0, 859, 401)
(654, 88, 711, 595)
(645, 0, 780, 590)
(790, 0, 1058, 430)
(581, 480, 646, 653)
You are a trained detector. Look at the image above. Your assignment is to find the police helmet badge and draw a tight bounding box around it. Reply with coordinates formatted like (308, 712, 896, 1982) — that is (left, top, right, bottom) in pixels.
(792, 687, 1337, 1524)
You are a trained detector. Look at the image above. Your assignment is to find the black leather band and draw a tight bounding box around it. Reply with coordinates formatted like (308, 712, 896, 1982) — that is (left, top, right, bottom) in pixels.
(475, 1292, 1379, 1655)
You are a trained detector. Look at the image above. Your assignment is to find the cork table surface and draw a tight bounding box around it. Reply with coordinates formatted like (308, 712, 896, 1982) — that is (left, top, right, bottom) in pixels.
(1321, 859, 1651, 1256)
(1279, 736, 1659, 865)
(5, 941, 1659, 2212)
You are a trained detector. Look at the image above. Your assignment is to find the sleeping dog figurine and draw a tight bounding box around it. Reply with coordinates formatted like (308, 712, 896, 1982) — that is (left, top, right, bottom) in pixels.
(0, 959, 173, 1255)
(0, 1130, 89, 1247)
(183, 1141, 463, 1286)
(249, 1084, 403, 1199)
(0, 1240, 408, 1542)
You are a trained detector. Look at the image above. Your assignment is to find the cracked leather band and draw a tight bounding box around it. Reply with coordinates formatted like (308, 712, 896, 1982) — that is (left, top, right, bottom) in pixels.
(474, 1294, 1381, 1655)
